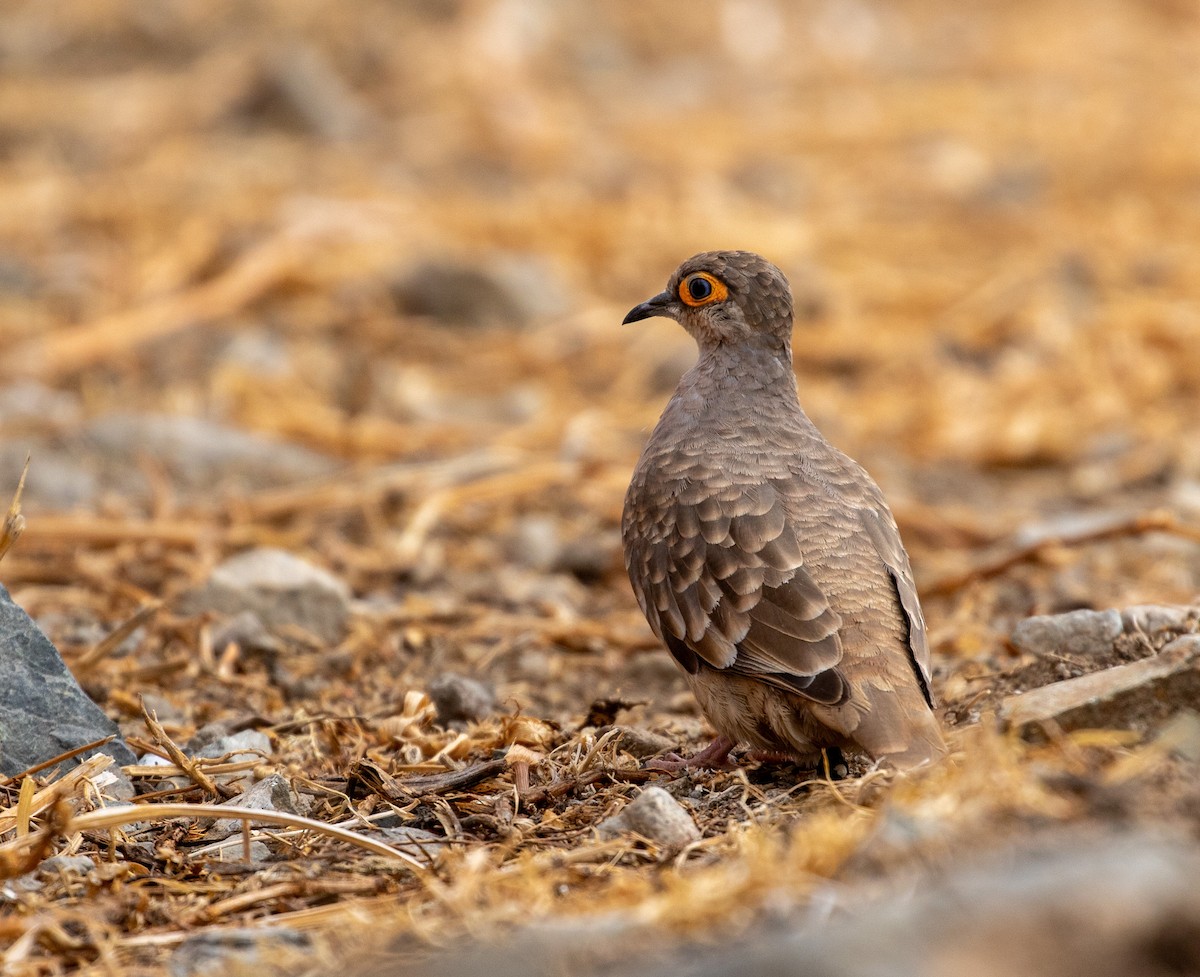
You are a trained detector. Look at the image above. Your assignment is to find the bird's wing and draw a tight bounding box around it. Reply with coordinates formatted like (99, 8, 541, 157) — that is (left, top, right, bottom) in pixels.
(625, 478, 848, 705)
(858, 506, 934, 708)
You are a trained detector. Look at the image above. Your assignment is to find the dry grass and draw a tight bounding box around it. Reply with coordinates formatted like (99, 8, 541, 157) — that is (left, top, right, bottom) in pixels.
(2, 0, 1200, 973)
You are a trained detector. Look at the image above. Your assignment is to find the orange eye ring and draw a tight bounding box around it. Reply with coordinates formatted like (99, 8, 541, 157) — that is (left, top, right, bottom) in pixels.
(678, 272, 728, 307)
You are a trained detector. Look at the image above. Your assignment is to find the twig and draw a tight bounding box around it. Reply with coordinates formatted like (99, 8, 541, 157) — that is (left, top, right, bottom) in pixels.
(577, 727, 623, 773)
(923, 510, 1200, 597)
(0, 799, 71, 881)
(10, 235, 302, 379)
(0, 737, 117, 788)
(183, 877, 395, 925)
(116, 894, 406, 949)
(518, 767, 652, 806)
(123, 758, 262, 781)
(242, 449, 520, 521)
(348, 757, 508, 802)
(0, 456, 29, 564)
(141, 698, 228, 799)
(0, 803, 428, 874)
(391, 461, 578, 567)
(19, 514, 253, 548)
(72, 600, 162, 675)
(0, 755, 115, 835)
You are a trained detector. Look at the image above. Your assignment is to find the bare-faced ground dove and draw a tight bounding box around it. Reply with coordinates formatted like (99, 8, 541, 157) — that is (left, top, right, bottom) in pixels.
(621, 251, 946, 771)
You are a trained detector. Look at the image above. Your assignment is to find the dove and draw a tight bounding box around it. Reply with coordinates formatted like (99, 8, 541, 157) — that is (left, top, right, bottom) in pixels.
(621, 251, 945, 770)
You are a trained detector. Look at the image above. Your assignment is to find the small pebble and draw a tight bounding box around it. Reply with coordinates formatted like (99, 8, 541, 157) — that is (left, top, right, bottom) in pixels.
(597, 786, 700, 849)
(615, 727, 675, 759)
(211, 773, 309, 837)
(428, 674, 496, 726)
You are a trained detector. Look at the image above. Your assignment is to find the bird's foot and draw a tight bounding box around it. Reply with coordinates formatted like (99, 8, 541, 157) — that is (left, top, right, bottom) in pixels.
(646, 735, 736, 772)
(814, 747, 849, 780)
(744, 746, 849, 780)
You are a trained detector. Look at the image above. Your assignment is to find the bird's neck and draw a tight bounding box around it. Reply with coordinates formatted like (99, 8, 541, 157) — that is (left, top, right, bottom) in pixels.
(651, 340, 809, 445)
(690, 339, 799, 401)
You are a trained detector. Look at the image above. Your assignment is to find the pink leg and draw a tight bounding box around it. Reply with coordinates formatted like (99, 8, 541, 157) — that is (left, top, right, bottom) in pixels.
(646, 735, 736, 772)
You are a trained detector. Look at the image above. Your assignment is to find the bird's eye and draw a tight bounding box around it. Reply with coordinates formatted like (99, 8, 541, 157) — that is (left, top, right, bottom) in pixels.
(678, 272, 727, 307)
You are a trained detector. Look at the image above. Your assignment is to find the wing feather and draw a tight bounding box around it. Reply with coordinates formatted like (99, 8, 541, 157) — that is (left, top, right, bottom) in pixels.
(626, 477, 849, 704)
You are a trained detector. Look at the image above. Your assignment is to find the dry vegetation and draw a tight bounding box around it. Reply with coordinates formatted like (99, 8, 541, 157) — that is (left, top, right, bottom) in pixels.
(2, 0, 1200, 974)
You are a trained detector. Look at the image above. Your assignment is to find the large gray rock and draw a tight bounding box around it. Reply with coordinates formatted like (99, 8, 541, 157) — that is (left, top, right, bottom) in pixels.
(180, 547, 351, 645)
(1011, 609, 1124, 659)
(0, 584, 135, 778)
(1001, 635, 1200, 734)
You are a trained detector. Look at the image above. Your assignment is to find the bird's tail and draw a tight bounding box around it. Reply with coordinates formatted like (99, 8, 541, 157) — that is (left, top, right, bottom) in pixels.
(842, 681, 947, 770)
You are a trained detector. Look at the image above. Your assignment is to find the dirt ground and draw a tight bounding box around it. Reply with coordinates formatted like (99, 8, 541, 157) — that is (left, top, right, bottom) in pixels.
(2, 1, 1200, 974)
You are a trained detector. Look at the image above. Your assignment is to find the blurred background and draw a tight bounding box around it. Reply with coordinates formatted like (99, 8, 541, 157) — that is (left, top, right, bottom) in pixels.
(2, 0, 1200, 721)
(5, 2, 1200, 970)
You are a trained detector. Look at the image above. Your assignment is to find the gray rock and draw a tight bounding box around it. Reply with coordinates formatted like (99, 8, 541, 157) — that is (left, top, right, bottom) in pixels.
(508, 517, 621, 583)
(508, 515, 562, 572)
(0, 584, 136, 778)
(428, 673, 496, 726)
(218, 329, 292, 376)
(1120, 605, 1199, 642)
(1011, 609, 1124, 658)
(393, 260, 523, 328)
(391, 254, 566, 329)
(80, 413, 336, 494)
(181, 547, 351, 645)
(212, 772, 309, 836)
(485, 253, 570, 321)
(1, 413, 338, 512)
(10, 854, 97, 894)
(210, 610, 285, 656)
(614, 727, 675, 759)
(0, 382, 82, 428)
(186, 720, 242, 753)
(379, 825, 447, 859)
(91, 753, 137, 802)
(1001, 635, 1200, 734)
(231, 43, 374, 142)
(138, 692, 187, 727)
(169, 927, 312, 977)
(38, 854, 96, 876)
(194, 728, 272, 761)
(194, 728, 272, 787)
(553, 530, 622, 583)
(202, 839, 274, 863)
(0, 254, 39, 296)
(0, 443, 98, 511)
(597, 787, 700, 849)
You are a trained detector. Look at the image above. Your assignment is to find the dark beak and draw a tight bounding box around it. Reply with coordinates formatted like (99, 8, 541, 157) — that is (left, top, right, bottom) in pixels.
(622, 290, 674, 324)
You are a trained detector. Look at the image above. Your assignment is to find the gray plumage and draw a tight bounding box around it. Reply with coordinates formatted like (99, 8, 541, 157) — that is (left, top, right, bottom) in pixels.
(621, 251, 945, 769)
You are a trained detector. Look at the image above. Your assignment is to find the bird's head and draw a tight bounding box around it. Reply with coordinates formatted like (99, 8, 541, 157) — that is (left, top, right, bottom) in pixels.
(622, 251, 794, 354)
